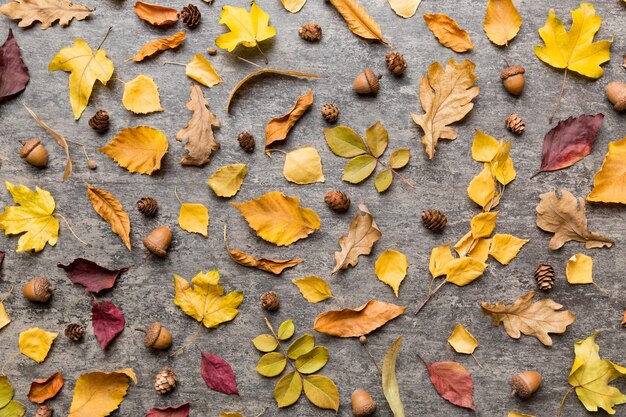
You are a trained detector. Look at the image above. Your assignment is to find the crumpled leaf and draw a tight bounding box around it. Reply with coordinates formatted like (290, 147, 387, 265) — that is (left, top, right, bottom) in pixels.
(178, 203, 209, 237)
(27, 371, 64, 403)
(100, 126, 168, 175)
(19, 327, 57, 362)
(454, 233, 491, 263)
(0, 0, 92, 29)
(176, 85, 221, 167)
(201, 352, 239, 395)
(0, 29, 29, 102)
(444, 257, 487, 286)
(375, 250, 408, 296)
(0, 182, 58, 252)
(227, 248, 302, 275)
(48, 37, 114, 119)
(134, 1, 178, 26)
(58, 258, 128, 293)
(534, 114, 604, 176)
(411, 59, 479, 159)
(448, 324, 477, 355)
(129, 31, 185, 62)
(208, 164, 247, 198)
(68, 369, 136, 417)
(328, 0, 388, 44)
(122, 74, 163, 114)
(215, 4, 275, 52)
(265, 91, 313, 154)
(425, 360, 475, 410)
(313, 300, 405, 337)
(232, 191, 320, 246)
(333, 204, 381, 273)
(587, 137, 626, 204)
(173, 270, 243, 329)
(566, 253, 594, 285)
(536, 190, 613, 250)
(387, 0, 421, 18)
(488, 234, 528, 265)
(302, 375, 339, 412)
(281, 0, 305, 13)
(480, 291, 576, 346)
(274, 371, 302, 408)
(86, 183, 131, 250)
(186, 54, 222, 88)
(283, 147, 324, 184)
(424, 14, 474, 53)
(292, 276, 332, 303)
(92, 300, 125, 350)
(145, 402, 190, 417)
(483, 0, 522, 46)
(382, 336, 405, 417)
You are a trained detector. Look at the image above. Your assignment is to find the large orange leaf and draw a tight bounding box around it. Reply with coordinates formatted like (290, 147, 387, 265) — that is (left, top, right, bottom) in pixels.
(99, 126, 168, 175)
(68, 369, 136, 417)
(313, 300, 405, 337)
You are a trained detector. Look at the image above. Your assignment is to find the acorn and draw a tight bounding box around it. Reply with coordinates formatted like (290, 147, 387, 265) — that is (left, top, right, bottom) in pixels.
(500, 66, 525, 96)
(19, 139, 48, 167)
(143, 226, 172, 257)
(143, 322, 173, 350)
(511, 370, 542, 399)
(23, 277, 52, 302)
(351, 389, 376, 416)
(87, 159, 98, 170)
(606, 81, 626, 111)
(353, 68, 381, 95)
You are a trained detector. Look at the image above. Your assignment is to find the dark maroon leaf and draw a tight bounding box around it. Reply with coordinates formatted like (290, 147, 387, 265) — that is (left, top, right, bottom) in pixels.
(0, 251, 4, 267)
(0, 29, 29, 102)
(92, 300, 125, 349)
(200, 352, 239, 395)
(58, 258, 128, 293)
(534, 114, 604, 176)
(426, 361, 475, 410)
(145, 402, 190, 417)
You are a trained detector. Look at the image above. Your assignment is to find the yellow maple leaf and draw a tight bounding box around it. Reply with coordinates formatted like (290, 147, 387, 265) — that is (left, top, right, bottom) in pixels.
(99, 126, 168, 175)
(122, 74, 163, 114)
(19, 327, 57, 362)
(186, 54, 222, 87)
(68, 369, 136, 417)
(215, 4, 276, 52)
(0, 182, 59, 252)
(448, 323, 478, 355)
(587, 137, 626, 204)
(178, 203, 209, 237)
(173, 271, 243, 329)
(48, 37, 114, 120)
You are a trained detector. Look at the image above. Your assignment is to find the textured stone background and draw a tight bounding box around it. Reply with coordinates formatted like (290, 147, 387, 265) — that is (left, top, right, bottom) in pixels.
(1, 0, 625, 416)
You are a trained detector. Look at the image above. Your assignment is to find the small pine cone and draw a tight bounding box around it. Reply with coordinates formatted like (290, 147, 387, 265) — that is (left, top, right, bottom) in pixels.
(35, 405, 53, 417)
(324, 190, 350, 213)
(299, 22, 322, 42)
(180, 4, 201, 28)
(506, 114, 525, 135)
(260, 291, 279, 311)
(385, 52, 407, 75)
(238, 132, 255, 153)
(88, 110, 109, 133)
(65, 323, 85, 341)
(535, 263, 555, 291)
(421, 210, 447, 233)
(137, 197, 158, 217)
(321, 104, 340, 123)
(154, 368, 177, 394)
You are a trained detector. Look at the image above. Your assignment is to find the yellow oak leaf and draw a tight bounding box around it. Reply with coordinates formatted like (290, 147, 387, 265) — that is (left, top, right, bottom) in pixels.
(48, 37, 114, 119)
(122, 74, 163, 114)
(178, 203, 209, 237)
(0, 182, 59, 252)
(424, 14, 474, 53)
(68, 369, 136, 417)
(488, 234, 528, 265)
(128, 31, 186, 62)
(186, 54, 222, 88)
(283, 147, 324, 185)
(429, 244, 454, 278)
(387, 0, 421, 18)
(484, 0, 522, 46)
(470, 212, 498, 239)
(0, 0, 93, 29)
(215, 4, 276, 52)
(173, 270, 243, 329)
(292, 276, 333, 303)
(566, 253, 593, 285)
(0, 302, 10, 330)
(207, 164, 247, 198)
(99, 126, 168, 175)
(467, 165, 498, 209)
(444, 257, 487, 286)
(587, 137, 626, 204)
(375, 250, 408, 297)
(86, 183, 131, 250)
(19, 327, 57, 362)
(448, 324, 478, 355)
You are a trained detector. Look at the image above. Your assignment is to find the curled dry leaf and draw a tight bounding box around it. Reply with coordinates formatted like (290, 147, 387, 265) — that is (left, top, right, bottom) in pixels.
(129, 31, 185, 62)
(328, 0, 388, 44)
(86, 182, 131, 250)
(28, 371, 64, 403)
(0, 0, 93, 29)
(208, 164, 247, 198)
(587, 137, 626, 204)
(333, 203, 381, 273)
(146, 402, 190, 417)
(122, 74, 163, 114)
(92, 300, 125, 349)
(68, 369, 136, 417)
(265, 91, 314, 154)
(227, 248, 302, 275)
(283, 147, 325, 184)
(387, 0, 421, 18)
(186, 54, 222, 88)
(57, 258, 128, 293)
(19, 327, 57, 362)
(382, 336, 405, 417)
(313, 300, 405, 337)
(134, 1, 178, 26)
(200, 352, 239, 395)
(483, 0, 522, 46)
(99, 126, 168, 174)
(424, 14, 474, 53)
(0, 29, 29, 102)
(424, 359, 475, 410)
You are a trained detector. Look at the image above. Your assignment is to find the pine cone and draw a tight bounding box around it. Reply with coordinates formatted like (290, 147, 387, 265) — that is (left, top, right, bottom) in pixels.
(154, 368, 177, 394)
(260, 291, 279, 311)
(506, 114, 525, 135)
(65, 323, 85, 341)
(535, 263, 555, 291)
(421, 210, 447, 233)
(181, 4, 201, 28)
(35, 405, 53, 417)
(137, 197, 158, 217)
(321, 104, 340, 123)
(88, 110, 109, 133)
(385, 52, 407, 75)
(324, 190, 350, 213)
(238, 132, 255, 153)
(298, 22, 322, 42)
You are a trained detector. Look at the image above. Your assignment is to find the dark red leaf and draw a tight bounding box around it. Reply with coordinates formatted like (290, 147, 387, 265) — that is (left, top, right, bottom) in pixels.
(27, 371, 64, 403)
(0, 251, 4, 267)
(92, 300, 125, 349)
(145, 402, 190, 417)
(58, 258, 128, 293)
(535, 114, 604, 176)
(426, 361, 475, 410)
(0, 29, 29, 102)
(200, 352, 239, 395)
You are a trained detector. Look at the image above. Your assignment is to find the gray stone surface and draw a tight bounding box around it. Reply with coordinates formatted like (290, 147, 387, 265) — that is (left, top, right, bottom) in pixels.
(1, 0, 625, 416)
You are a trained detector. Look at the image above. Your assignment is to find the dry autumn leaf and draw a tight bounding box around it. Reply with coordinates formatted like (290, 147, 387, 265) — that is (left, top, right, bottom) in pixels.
(128, 31, 185, 62)
(283, 147, 324, 184)
(429, 244, 454, 278)
(99, 126, 168, 174)
(19, 327, 57, 362)
(565, 253, 594, 285)
(448, 324, 478, 355)
(0, 300, 10, 330)
(483, 0, 522, 46)
(281, 0, 305, 13)
(327, 0, 388, 44)
(86, 182, 131, 250)
(178, 203, 209, 237)
(215, 4, 275, 53)
(28, 371, 64, 403)
(133, 1, 178, 26)
(228, 249, 303, 275)
(588, 137, 626, 204)
(265, 90, 314, 154)
(68, 369, 137, 417)
(387, 0, 421, 18)
(333, 203, 381, 273)
(480, 291, 576, 346)
(382, 336, 405, 417)
(122, 74, 163, 114)
(302, 375, 339, 412)
(470, 212, 497, 239)
(424, 14, 474, 53)
(0, 0, 92, 29)
(467, 165, 498, 209)
(185, 54, 222, 87)
(0, 29, 29, 103)
(444, 257, 487, 286)
(375, 249, 408, 296)
(208, 164, 247, 197)
(423, 359, 475, 410)
(313, 300, 405, 337)
(292, 276, 332, 303)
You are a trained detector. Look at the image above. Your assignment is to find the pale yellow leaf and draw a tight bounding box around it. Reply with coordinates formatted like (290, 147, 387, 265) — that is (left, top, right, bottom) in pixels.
(122, 74, 163, 114)
(283, 147, 324, 184)
(178, 203, 209, 237)
(99, 126, 168, 175)
(448, 324, 478, 354)
(566, 253, 593, 285)
(292, 276, 332, 303)
(186, 54, 222, 88)
(375, 250, 408, 296)
(208, 164, 247, 198)
(302, 375, 339, 412)
(281, 0, 306, 13)
(484, 0, 522, 46)
(19, 328, 57, 362)
(382, 336, 405, 417)
(489, 234, 528, 265)
(387, 0, 421, 18)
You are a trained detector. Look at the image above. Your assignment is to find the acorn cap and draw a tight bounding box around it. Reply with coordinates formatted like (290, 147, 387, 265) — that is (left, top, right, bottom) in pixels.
(511, 370, 542, 399)
(19, 139, 41, 158)
(352, 389, 376, 416)
(144, 322, 172, 349)
(143, 226, 172, 257)
(500, 66, 525, 79)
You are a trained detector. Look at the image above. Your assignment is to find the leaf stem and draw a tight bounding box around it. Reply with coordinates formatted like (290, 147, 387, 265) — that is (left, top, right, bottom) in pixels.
(415, 280, 447, 316)
(96, 27, 113, 52)
(255, 43, 269, 64)
(375, 158, 415, 189)
(163, 61, 187, 67)
(557, 386, 575, 417)
(264, 317, 296, 372)
(57, 213, 89, 246)
(550, 68, 568, 124)
(0, 285, 14, 303)
(360, 341, 381, 376)
(173, 186, 183, 204)
(170, 322, 202, 357)
(237, 56, 263, 69)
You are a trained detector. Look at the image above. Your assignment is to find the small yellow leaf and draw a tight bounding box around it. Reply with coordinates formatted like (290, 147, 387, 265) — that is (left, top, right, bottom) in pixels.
(375, 250, 408, 296)
(122, 75, 163, 114)
(283, 147, 324, 184)
(215, 4, 276, 52)
(0, 302, 10, 330)
(281, 0, 306, 13)
(186, 54, 222, 88)
(387, 0, 421, 18)
(566, 253, 594, 285)
(19, 328, 57, 362)
(588, 137, 626, 204)
(86, 183, 131, 251)
(68, 369, 136, 417)
(374, 169, 393, 193)
(444, 257, 487, 286)
(178, 203, 209, 237)
(429, 244, 454, 278)
(389, 148, 410, 169)
(484, 0, 522, 46)
(424, 14, 474, 53)
(277, 320, 295, 340)
(208, 164, 247, 198)
(448, 324, 478, 354)
(471, 130, 500, 162)
(467, 165, 498, 209)
(252, 334, 278, 352)
(256, 352, 287, 377)
(489, 234, 528, 265)
(470, 212, 498, 239)
(302, 375, 339, 412)
(99, 126, 168, 175)
(292, 276, 332, 303)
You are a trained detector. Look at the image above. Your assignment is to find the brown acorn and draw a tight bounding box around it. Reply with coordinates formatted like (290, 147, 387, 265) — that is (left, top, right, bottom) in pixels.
(143, 322, 173, 350)
(606, 81, 626, 111)
(143, 226, 172, 257)
(352, 389, 376, 416)
(23, 277, 52, 302)
(500, 66, 525, 96)
(353, 68, 381, 95)
(511, 370, 542, 399)
(19, 139, 48, 167)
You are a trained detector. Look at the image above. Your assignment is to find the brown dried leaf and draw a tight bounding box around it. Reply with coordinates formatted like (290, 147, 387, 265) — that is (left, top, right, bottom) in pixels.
(265, 90, 313, 154)
(86, 182, 131, 251)
(128, 31, 185, 62)
(424, 14, 474, 53)
(28, 371, 64, 403)
(0, 0, 92, 29)
(227, 248, 303, 275)
(327, 0, 389, 44)
(333, 203, 381, 274)
(133, 1, 178, 26)
(314, 300, 405, 337)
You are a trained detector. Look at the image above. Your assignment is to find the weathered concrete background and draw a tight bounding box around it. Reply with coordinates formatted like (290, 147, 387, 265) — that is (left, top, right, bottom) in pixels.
(1, 0, 625, 416)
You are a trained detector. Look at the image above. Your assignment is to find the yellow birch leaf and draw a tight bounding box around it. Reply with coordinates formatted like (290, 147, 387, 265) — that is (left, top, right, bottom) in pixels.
(566, 253, 593, 285)
(0, 302, 10, 330)
(467, 165, 497, 209)
(387, 0, 421, 18)
(86, 183, 131, 250)
(454, 231, 473, 258)
(328, 0, 388, 44)
(19, 328, 57, 362)
(186, 54, 222, 88)
(208, 164, 247, 198)
(491, 141, 516, 185)
(128, 31, 185, 62)
(375, 249, 408, 297)
(99, 126, 168, 175)
(292, 276, 332, 303)
(424, 14, 474, 53)
(468, 238, 491, 264)
(122, 74, 163, 114)
(283, 147, 324, 184)
(68, 369, 136, 417)
(588, 137, 626, 204)
(215, 4, 276, 52)
(429, 244, 454, 278)
(484, 0, 522, 46)
(489, 234, 528, 265)
(302, 375, 339, 412)
(471, 130, 500, 162)
(274, 371, 302, 408)
(448, 324, 478, 354)
(281, 0, 306, 13)
(471, 212, 498, 239)
(178, 203, 209, 237)
(444, 257, 487, 286)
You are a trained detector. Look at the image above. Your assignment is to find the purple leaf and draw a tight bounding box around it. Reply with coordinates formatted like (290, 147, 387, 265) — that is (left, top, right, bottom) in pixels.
(534, 114, 604, 176)
(0, 29, 29, 102)
(145, 402, 190, 417)
(92, 300, 125, 349)
(58, 258, 128, 293)
(200, 352, 239, 395)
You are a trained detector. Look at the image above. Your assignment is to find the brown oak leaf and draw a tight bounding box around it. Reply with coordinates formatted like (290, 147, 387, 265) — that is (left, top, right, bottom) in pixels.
(0, 0, 92, 29)
(332, 203, 381, 273)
